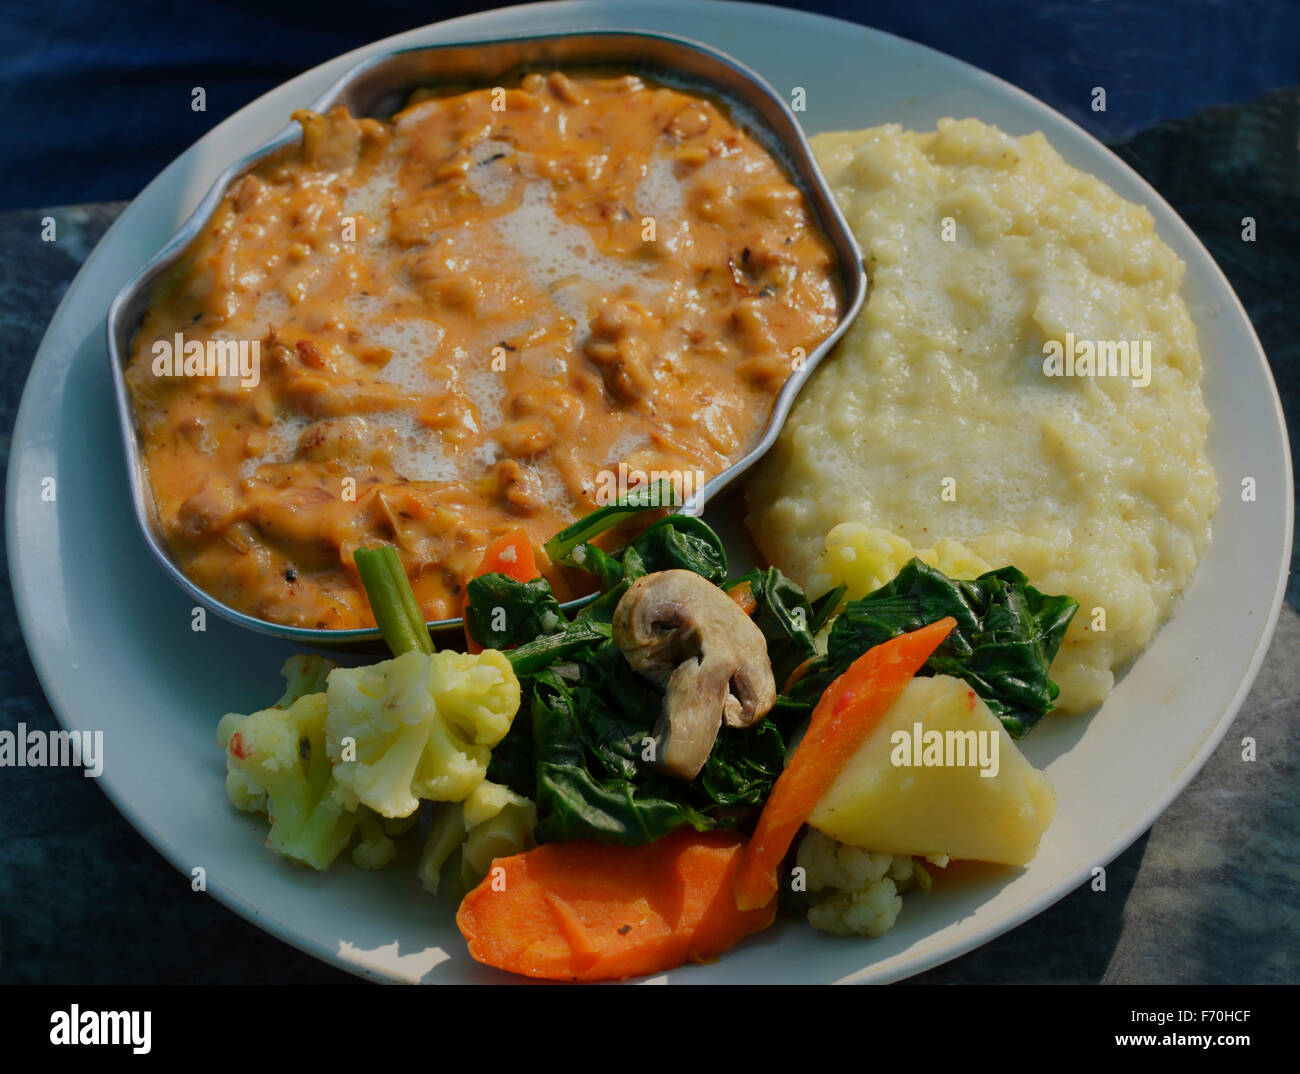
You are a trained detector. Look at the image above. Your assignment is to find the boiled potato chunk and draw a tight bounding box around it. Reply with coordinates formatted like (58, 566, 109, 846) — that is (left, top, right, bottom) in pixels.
(808, 675, 1055, 865)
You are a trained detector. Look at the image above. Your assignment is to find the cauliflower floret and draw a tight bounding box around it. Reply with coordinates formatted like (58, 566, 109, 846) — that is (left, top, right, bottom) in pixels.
(220, 692, 360, 870)
(797, 827, 930, 938)
(350, 806, 421, 870)
(418, 780, 537, 897)
(325, 649, 521, 819)
(807, 880, 902, 938)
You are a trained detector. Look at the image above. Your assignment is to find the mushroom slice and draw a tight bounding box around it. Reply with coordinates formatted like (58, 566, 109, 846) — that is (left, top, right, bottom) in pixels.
(612, 569, 776, 780)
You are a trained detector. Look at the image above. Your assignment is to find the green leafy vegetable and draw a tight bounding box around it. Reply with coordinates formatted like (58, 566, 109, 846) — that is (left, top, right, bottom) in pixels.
(620, 515, 727, 585)
(789, 558, 1078, 737)
(528, 652, 719, 845)
(480, 503, 1077, 851)
(476, 535, 774, 845)
(727, 567, 841, 686)
(543, 478, 678, 564)
(464, 575, 567, 650)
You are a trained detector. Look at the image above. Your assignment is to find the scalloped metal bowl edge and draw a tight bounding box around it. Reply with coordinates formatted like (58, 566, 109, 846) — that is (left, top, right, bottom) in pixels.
(105, 28, 867, 651)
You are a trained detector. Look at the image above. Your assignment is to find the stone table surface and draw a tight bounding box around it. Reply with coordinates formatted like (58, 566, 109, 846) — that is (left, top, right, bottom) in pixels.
(1, 176, 1296, 983)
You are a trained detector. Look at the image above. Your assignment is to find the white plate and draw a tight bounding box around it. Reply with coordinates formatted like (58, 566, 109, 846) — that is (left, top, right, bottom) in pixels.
(7, 0, 1292, 984)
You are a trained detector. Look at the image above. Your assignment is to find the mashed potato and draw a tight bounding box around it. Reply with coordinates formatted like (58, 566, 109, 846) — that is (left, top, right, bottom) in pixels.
(748, 119, 1218, 713)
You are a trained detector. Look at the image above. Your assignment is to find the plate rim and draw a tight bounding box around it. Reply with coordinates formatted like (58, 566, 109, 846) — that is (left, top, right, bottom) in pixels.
(6, 0, 1293, 985)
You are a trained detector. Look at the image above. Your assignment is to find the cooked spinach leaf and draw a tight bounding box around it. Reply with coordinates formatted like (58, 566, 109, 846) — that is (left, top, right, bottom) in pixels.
(464, 574, 566, 650)
(700, 718, 787, 808)
(789, 558, 1078, 737)
(568, 541, 625, 590)
(620, 515, 727, 585)
(543, 478, 678, 564)
(528, 650, 722, 844)
(471, 554, 777, 845)
(727, 567, 833, 686)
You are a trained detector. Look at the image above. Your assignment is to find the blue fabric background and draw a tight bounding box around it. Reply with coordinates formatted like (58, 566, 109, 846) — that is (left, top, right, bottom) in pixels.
(2, 0, 1298, 210)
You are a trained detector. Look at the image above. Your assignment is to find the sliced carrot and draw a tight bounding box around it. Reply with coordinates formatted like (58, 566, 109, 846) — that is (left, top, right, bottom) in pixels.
(733, 617, 957, 910)
(456, 828, 776, 981)
(464, 528, 541, 652)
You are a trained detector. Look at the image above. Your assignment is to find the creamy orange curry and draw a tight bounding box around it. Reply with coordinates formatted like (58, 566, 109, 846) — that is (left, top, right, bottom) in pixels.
(127, 70, 842, 629)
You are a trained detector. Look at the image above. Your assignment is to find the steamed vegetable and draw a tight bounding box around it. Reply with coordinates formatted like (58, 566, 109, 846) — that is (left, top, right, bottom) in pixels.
(473, 493, 792, 847)
(325, 648, 521, 818)
(217, 552, 528, 876)
(418, 779, 538, 897)
(475, 529, 539, 585)
(464, 530, 543, 652)
(352, 545, 434, 656)
(734, 618, 956, 911)
(727, 566, 843, 686)
(796, 829, 930, 938)
(456, 828, 776, 981)
(350, 813, 419, 870)
(542, 477, 677, 564)
(788, 558, 1078, 737)
(807, 675, 1056, 864)
(218, 690, 360, 870)
(464, 576, 565, 652)
(273, 652, 337, 707)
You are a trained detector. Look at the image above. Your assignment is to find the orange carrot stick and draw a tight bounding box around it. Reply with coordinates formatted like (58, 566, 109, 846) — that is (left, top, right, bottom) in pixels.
(456, 828, 776, 981)
(733, 617, 957, 910)
(464, 529, 541, 652)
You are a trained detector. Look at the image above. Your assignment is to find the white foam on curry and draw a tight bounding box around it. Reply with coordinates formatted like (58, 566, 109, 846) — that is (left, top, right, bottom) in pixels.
(636, 150, 685, 222)
(493, 182, 660, 330)
(604, 430, 651, 465)
(344, 165, 398, 221)
(363, 318, 445, 393)
(465, 139, 518, 206)
(461, 355, 507, 429)
(239, 410, 314, 478)
(344, 293, 386, 317)
(469, 439, 501, 470)
(252, 289, 290, 328)
(530, 454, 576, 521)
(379, 409, 462, 484)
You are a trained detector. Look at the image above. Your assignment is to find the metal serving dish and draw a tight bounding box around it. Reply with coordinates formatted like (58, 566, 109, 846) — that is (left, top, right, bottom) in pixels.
(106, 29, 867, 649)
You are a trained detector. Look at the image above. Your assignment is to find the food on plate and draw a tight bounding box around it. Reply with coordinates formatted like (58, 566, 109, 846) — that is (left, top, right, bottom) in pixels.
(733, 618, 956, 910)
(747, 118, 1219, 713)
(126, 69, 843, 629)
(612, 567, 777, 779)
(218, 679, 357, 871)
(217, 547, 522, 871)
(783, 557, 1078, 738)
(795, 829, 931, 938)
(418, 780, 537, 897)
(215, 494, 1077, 976)
(807, 522, 993, 602)
(456, 828, 777, 982)
(325, 646, 520, 818)
(193, 109, 1210, 975)
(807, 675, 1057, 865)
